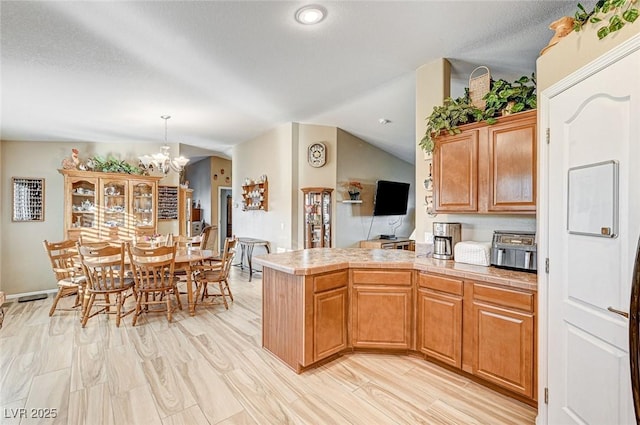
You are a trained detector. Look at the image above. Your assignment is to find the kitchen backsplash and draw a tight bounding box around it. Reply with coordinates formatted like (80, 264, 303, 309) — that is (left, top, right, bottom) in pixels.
(426, 214, 536, 243)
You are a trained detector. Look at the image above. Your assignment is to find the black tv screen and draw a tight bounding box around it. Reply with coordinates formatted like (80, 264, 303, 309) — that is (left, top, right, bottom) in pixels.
(373, 180, 410, 216)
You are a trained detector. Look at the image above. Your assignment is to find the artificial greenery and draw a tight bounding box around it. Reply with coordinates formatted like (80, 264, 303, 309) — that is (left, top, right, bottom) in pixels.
(483, 74, 537, 124)
(90, 155, 144, 175)
(420, 75, 537, 153)
(574, 0, 639, 39)
(419, 89, 483, 153)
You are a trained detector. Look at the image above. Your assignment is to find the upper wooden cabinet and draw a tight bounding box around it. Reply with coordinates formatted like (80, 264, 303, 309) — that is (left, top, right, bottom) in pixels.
(433, 110, 537, 214)
(59, 169, 162, 241)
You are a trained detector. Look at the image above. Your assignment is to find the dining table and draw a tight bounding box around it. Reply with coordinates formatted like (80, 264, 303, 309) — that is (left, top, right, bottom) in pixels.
(175, 248, 217, 316)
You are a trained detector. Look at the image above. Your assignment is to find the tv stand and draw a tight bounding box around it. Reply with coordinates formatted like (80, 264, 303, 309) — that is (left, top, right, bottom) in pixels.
(379, 234, 397, 240)
(359, 237, 415, 251)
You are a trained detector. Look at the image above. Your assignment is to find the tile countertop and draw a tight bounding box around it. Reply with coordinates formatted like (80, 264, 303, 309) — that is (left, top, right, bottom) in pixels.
(253, 248, 537, 292)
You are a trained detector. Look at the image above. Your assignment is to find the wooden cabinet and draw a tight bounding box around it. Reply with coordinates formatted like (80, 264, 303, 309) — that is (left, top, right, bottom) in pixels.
(417, 273, 463, 368)
(191, 207, 201, 221)
(178, 187, 193, 237)
(302, 187, 333, 248)
(351, 270, 413, 349)
(242, 180, 268, 211)
(359, 238, 415, 250)
(433, 130, 479, 212)
(312, 270, 348, 361)
(60, 169, 161, 241)
(471, 283, 535, 399)
(433, 109, 536, 214)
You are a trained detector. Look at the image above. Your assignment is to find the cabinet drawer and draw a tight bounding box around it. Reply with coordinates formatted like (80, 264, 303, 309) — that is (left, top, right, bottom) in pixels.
(352, 270, 412, 286)
(418, 273, 463, 296)
(313, 270, 348, 293)
(473, 283, 534, 312)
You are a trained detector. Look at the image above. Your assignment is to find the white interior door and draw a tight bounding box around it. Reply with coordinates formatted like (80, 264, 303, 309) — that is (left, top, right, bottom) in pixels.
(547, 49, 640, 424)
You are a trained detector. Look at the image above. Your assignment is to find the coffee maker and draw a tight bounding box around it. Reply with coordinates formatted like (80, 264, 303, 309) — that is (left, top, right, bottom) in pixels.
(432, 222, 462, 260)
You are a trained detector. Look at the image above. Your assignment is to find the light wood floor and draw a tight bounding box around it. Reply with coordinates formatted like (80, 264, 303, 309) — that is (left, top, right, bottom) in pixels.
(0, 268, 537, 425)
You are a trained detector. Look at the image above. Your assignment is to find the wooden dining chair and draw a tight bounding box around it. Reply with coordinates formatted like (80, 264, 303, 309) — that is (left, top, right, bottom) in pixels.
(200, 225, 219, 256)
(77, 243, 135, 327)
(43, 239, 86, 317)
(193, 237, 237, 310)
(127, 243, 182, 325)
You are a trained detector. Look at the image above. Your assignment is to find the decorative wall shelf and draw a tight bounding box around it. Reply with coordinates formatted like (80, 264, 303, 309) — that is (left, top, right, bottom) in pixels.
(242, 179, 268, 211)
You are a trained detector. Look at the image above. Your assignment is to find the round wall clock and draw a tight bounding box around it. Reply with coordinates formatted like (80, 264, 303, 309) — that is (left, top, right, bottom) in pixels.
(308, 142, 326, 168)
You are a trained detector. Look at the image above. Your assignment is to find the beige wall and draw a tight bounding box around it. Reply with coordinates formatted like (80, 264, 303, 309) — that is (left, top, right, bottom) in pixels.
(232, 123, 296, 252)
(336, 129, 415, 247)
(296, 124, 338, 248)
(0, 140, 179, 296)
(414, 59, 450, 242)
(537, 21, 640, 92)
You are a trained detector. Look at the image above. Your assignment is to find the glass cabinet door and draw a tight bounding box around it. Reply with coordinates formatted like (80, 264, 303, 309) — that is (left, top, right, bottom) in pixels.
(101, 179, 128, 239)
(302, 188, 332, 248)
(322, 191, 331, 247)
(70, 178, 98, 240)
(132, 182, 155, 231)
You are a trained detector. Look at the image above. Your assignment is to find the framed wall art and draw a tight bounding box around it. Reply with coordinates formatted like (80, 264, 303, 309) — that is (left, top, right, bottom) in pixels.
(12, 177, 45, 222)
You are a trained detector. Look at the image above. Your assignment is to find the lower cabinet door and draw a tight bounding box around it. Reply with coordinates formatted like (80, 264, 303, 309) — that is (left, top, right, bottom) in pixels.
(472, 301, 534, 397)
(417, 288, 462, 368)
(351, 286, 412, 349)
(314, 287, 348, 361)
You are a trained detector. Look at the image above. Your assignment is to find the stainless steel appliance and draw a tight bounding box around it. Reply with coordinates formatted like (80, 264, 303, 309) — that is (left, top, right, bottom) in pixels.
(490, 230, 537, 273)
(432, 222, 461, 260)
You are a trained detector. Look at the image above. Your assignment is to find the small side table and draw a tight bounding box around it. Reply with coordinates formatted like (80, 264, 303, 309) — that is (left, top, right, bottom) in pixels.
(236, 237, 271, 281)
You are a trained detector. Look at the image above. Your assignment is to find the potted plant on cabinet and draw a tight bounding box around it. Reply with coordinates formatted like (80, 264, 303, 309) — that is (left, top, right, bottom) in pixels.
(419, 75, 537, 154)
(346, 181, 363, 200)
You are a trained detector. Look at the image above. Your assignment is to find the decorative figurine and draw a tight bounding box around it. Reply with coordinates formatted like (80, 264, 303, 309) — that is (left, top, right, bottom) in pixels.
(540, 16, 575, 56)
(61, 148, 81, 169)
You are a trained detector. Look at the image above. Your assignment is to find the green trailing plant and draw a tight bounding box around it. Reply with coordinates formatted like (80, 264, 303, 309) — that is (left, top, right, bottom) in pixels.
(419, 90, 484, 153)
(483, 73, 537, 124)
(574, 0, 639, 39)
(90, 155, 144, 175)
(420, 75, 537, 153)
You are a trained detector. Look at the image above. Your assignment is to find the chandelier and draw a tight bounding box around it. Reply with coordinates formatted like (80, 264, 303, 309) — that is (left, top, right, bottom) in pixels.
(139, 115, 190, 174)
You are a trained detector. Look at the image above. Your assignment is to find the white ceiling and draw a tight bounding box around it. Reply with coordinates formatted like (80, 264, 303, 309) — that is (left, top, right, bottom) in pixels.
(0, 1, 589, 164)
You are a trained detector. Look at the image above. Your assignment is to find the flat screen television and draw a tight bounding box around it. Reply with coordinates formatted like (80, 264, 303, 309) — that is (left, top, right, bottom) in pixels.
(373, 180, 410, 216)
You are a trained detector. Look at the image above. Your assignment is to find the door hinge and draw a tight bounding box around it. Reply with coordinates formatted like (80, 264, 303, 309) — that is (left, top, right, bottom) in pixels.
(545, 258, 549, 273)
(546, 128, 550, 144)
(544, 387, 549, 404)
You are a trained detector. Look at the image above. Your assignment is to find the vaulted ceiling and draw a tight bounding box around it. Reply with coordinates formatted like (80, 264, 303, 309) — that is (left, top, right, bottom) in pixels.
(0, 1, 587, 164)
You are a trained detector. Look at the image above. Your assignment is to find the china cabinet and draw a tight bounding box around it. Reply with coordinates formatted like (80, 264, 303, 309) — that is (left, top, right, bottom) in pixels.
(59, 169, 162, 241)
(302, 187, 332, 248)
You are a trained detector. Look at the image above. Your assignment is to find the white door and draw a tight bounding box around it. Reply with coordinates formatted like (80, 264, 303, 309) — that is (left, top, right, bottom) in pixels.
(547, 49, 640, 424)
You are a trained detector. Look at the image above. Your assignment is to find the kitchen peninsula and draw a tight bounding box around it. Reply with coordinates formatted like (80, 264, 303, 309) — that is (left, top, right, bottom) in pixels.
(254, 248, 538, 405)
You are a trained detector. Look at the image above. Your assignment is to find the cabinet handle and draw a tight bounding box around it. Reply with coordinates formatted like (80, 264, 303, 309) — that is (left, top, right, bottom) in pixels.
(607, 306, 629, 319)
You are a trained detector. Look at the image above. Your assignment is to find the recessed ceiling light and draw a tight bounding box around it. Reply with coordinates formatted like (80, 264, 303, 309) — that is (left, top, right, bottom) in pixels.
(379, 118, 391, 125)
(295, 5, 327, 25)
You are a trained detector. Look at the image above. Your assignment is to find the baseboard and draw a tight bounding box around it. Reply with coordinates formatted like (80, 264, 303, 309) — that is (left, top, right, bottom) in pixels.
(5, 289, 56, 301)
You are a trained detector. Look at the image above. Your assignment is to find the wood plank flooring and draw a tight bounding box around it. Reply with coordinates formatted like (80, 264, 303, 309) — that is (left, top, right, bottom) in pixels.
(0, 268, 537, 424)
